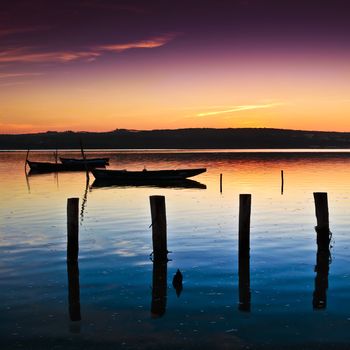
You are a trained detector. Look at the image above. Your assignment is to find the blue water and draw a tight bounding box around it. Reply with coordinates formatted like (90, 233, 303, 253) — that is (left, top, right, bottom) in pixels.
(1, 150, 350, 349)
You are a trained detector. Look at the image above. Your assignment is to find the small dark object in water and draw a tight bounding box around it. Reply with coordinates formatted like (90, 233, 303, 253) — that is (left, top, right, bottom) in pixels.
(172, 269, 183, 297)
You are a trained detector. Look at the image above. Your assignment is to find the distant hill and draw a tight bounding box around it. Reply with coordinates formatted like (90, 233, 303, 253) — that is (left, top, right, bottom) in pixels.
(1, 128, 350, 149)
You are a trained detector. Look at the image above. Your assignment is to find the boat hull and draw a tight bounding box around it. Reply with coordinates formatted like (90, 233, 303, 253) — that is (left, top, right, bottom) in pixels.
(27, 160, 106, 173)
(59, 157, 109, 166)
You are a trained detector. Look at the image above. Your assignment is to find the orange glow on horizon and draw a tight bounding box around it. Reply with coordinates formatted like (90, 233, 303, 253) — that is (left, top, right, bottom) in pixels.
(1, 50, 350, 134)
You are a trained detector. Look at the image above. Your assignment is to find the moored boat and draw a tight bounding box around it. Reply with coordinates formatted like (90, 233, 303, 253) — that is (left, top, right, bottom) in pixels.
(26, 160, 106, 173)
(91, 168, 206, 181)
(59, 157, 109, 166)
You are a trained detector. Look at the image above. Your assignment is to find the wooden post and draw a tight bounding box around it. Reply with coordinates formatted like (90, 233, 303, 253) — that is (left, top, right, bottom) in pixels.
(313, 192, 330, 247)
(220, 173, 223, 193)
(67, 261, 81, 321)
(313, 192, 329, 230)
(281, 170, 284, 195)
(238, 194, 251, 311)
(239, 194, 251, 257)
(150, 195, 167, 261)
(67, 198, 79, 262)
(25, 149, 30, 171)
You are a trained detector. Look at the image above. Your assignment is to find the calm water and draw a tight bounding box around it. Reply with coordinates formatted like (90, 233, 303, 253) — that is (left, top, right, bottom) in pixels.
(1, 150, 350, 349)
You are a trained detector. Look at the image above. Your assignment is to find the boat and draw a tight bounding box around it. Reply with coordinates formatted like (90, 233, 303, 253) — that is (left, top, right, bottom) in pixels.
(59, 157, 109, 166)
(26, 160, 106, 173)
(91, 168, 206, 181)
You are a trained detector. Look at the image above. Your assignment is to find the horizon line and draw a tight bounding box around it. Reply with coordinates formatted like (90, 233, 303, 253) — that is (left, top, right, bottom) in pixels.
(1, 126, 350, 136)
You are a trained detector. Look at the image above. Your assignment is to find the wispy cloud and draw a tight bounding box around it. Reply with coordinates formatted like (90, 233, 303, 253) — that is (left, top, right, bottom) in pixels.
(0, 33, 178, 64)
(97, 33, 179, 52)
(196, 103, 283, 117)
(0, 48, 101, 63)
(0, 72, 43, 79)
(0, 81, 29, 87)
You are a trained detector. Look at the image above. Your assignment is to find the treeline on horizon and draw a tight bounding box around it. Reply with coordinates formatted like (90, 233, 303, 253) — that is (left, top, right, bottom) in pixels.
(1, 128, 350, 149)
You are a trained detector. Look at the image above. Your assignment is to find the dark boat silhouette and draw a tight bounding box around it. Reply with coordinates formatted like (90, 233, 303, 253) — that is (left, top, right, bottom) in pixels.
(91, 168, 206, 181)
(59, 157, 109, 166)
(26, 160, 106, 173)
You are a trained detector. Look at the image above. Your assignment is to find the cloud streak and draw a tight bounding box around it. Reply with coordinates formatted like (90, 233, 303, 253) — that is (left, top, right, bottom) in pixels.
(97, 33, 179, 52)
(0, 72, 43, 79)
(0, 48, 100, 63)
(0, 33, 178, 64)
(196, 103, 283, 117)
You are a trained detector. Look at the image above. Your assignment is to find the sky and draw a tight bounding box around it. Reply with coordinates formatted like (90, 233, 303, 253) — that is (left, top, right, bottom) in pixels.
(0, 0, 350, 134)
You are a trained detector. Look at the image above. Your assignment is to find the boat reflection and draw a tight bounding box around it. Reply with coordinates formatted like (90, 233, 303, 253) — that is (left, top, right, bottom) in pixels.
(67, 261, 81, 321)
(91, 178, 206, 190)
(151, 260, 167, 318)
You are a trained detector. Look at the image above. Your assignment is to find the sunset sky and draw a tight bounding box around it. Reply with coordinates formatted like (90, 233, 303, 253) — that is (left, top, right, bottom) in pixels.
(0, 0, 349, 134)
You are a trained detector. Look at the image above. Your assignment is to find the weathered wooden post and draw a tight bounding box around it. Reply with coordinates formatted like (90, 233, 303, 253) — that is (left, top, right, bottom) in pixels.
(151, 260, 167, 318)
(313, 192, 330, 246)
(312, 192, 331, 309)
(67, 198, 79, 262)
(220, 173, 223, 193)
(239, 194, 251, 257)
(238, 194, 251, 311)
(67, 261, 81, 321)
(281, 170, 284, 195)
(24, 149, 30, 171)
(150, 195, 167, 261)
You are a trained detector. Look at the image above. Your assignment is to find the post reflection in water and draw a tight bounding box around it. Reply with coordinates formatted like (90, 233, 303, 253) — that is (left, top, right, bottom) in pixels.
(80, 174, 90, 223)
(67, 261, 81, 322)
(151, 260, 167, 318)
(313, 228, 332, 310)
(238, 253, 251, 312)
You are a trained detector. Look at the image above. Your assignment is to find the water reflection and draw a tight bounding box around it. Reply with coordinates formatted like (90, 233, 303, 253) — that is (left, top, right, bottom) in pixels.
(91, 178, 206, 189)
(172, 269, 183, 297)
(313, 228, 332, 310)
(3, 151, 350, 348)
(67, 261, 81, 322)
(24, 170, 31, 193)
(238, 254, 251, 312)
(80, 174, 90, 223)
(151, 260, 167, 318)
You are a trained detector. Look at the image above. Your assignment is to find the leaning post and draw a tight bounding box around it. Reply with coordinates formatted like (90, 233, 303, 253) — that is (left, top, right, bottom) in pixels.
(150, 195, 167, 261)
(313, 192, 330, 246)
(238, 194, 251, 311)
(67, 198, 79, 262)
(239, 194, 251, 257)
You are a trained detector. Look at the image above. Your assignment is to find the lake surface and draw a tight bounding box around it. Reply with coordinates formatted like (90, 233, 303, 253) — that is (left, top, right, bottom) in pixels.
(1, 150, 350, 349)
